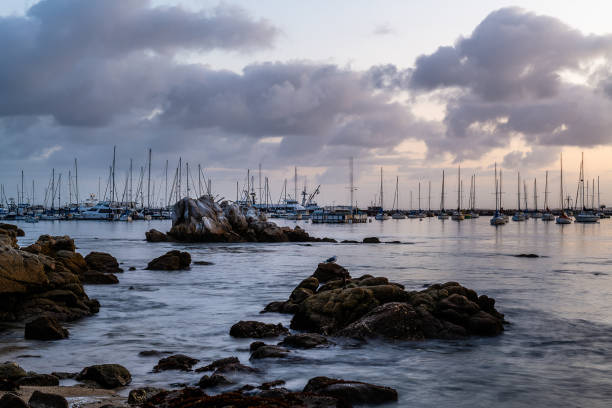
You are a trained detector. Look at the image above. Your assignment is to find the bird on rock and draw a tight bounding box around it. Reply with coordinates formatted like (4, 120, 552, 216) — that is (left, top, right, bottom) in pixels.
(325, 256, 337, 263)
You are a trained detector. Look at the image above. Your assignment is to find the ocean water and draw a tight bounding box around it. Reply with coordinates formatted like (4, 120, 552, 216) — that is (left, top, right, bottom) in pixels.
(2, 218, 612, 407)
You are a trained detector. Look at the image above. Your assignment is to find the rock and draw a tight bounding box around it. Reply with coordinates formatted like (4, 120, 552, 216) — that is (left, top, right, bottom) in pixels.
(0, 362, 27, 381)
(279, 333, 332, 349)
(197, 374, 232, 389)
(249, 345, 290, 360)
(28, 390, 68, 408)
(164, 196, 329, 243)
(145, 229, 168, 242)
(193, 261, 214, 265)
(24, 316, 69, 340)
(76, 364, 131, 389)
(313, 263, 350, 283)
(303, 376, 398, 405)
(84, 252, 123, 273)
(128, 266, 136, 271)
(514, 253, 539, 258)
(0, 393, 28, 408)
(195, 357, 240, 373)
(146, 251, 191, 270)
(229, 321, 289, 338)
(362, 237, 381, 243)
(138, 350, 171, 357)
(127, 387, 165, 404)
(341, 240, 359, 243)
(335, 302, 425, 340)
(0, 379, 18, 391)
(249, 341, 266, 352)
(153, 354, 198, 372)
(80, 270, 119, 284)
(0, 233, 99, 323)
(16, 373, 59, 386)
(51, 372, 76, 379)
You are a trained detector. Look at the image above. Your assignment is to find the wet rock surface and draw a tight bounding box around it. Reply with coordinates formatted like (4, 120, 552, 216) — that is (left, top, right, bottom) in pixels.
(84, 252, 123, 274)
(303, 376, 398, 405)
(153, 354, 199, 372)
(0, 230, 100, 323)
(24, 316, 69, 340)
(197, 374, 233, 389)
(249, 344, 290, 360)
(263, 263, 505, 340)
(76, 364, 131, 389)
(28, 390, 68, 408)
(149, 196, 335, 243)
(128, 387, 166, 404)
(16, 373, 60, 386)
(146, 251, 191, 271)
(278, 333, 332, 349)
(229, 321, 289, 338)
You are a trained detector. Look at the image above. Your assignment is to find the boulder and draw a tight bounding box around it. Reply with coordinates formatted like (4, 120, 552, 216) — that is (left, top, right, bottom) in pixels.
(195, 357, 239, 373)
(80, 270, 119, 284)
(28, 390, 68, 408)
(153, 354, 198, 372)
(313, 263, 350, 283)
(0, 393, 28, 408)
(303, 376, 398, 405)
(145, 229, 168, 242)
(146, 251, 191, 271)
(84, 252, 123, 273)
(335, 302, 425, 340)
(76, 364, 131, 389)
(127, 387, 165, 404)
(362, 237, 381, 243)
(24, 316, 69, 340)
(229, 321, 289, 338)
(0, 362, 27, 381)
(249, 345, 290, 360)
(279, 333, 331, 349)
(16, 373, 59, 386)
(197, 374, 232, 389)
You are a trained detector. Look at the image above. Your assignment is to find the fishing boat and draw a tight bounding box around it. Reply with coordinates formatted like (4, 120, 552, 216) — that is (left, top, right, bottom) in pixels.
(438, 170, 449, 219)
(451, 165, 464, 221)
(512, 172, 526, 221)
(556, 154, 573, 224)
(574, 153, 598, 223)
(391, 176, 406, 219)
(531, 178, 542, 218)
(542, 171, 555, 221)
(490, 163, 506, 225)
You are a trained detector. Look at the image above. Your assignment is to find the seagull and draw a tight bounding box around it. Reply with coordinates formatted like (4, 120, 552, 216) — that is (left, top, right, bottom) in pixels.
(325, 256, 337, 263)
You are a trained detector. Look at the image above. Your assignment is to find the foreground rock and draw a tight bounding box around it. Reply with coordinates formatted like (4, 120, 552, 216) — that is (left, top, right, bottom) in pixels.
(148, 196, 336, 243)
(265, 263, 505, 340)
(24, 315, 69, 340)
(229, 321, 289, 338)
(0, 393, 28, 408)
(146, 251, 191, 271)
(76, 364, 131, 389)
(0, 362, 27, 381)
(128, 387, 166, 404)
(0, 229, 100, 323)
(28, 390, 68, 408)
(16, 373, 60, 386)
(304, 376, 398, 405)
(153, 354, 198, 372)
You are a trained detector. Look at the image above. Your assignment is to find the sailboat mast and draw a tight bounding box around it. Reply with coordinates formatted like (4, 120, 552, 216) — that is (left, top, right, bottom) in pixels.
(147, 148, 152, 208)
(428, 180, 431, 211)
(51, 168, 55, 210)
(74, 158, 79, 207)
(560, 154, 564, 210)
(534, 178, 537, 211)
(457, 165, 460, 211)
(112, 146, 116, 203)
(441, 170, 445, 210)
(494, 163, 498, 211)
(544, 171, 548, 209)
(598, 176, 601, 211)
(517, 172, 521, 211)
(418, 182, 421, 211)
(379, 167, 384, 209)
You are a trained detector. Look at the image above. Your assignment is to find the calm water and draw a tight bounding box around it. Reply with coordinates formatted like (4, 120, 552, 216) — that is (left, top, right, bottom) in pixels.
(2, 218, 612, 407)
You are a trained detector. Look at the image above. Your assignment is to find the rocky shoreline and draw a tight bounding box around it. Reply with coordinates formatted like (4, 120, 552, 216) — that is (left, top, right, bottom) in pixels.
(0, 223, 507, 407)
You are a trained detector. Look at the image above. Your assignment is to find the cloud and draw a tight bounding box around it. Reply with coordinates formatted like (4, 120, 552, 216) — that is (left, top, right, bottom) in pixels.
(372, 23, 395, 36)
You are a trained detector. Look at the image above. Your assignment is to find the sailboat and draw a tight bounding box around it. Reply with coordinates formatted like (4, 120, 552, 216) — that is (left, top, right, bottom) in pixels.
(512, 172, 526, 221)
(451, 165, 465, 221)
(531, 178, 542, 218)
(426, 181, 435, 217)
(575, 153, 598, 223)
(541, 171, 555, 221)
(416, 182, 426, 218)
(597, 176, 609, 218)
(556, 153, 572, 224)
(438, 170, 449, 219)
(391, 176, 406, 219)
(491, 163, 506, 225)
(469, 174, 479, 218)
(375, 167, 390, 220)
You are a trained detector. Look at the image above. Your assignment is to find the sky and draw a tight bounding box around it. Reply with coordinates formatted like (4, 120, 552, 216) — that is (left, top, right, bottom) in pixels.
(1, 0, 612, 209)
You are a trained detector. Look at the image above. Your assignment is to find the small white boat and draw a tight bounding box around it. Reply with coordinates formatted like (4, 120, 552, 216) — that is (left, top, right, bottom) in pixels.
(575, 211, 599, 223)
(451, 211, 464, 221)
(391, 211, 406, 219)
(490, 211, 505, 225)
(512, 212, 526, 222)
(375, 212, 390, 221)
(438, 212, 449, 220)
(531, 212, 543, 219)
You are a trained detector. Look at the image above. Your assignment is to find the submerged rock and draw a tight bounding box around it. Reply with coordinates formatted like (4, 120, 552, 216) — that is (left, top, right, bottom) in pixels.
(153, 354, 199, 372)
(229, 321, 289, 338)
(76, 364, 131, 389)
(24, 315, 69, 340)
(362, 237, 381, 243)
(146, 251, 191, 271)
(303, 376, 398, 405)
